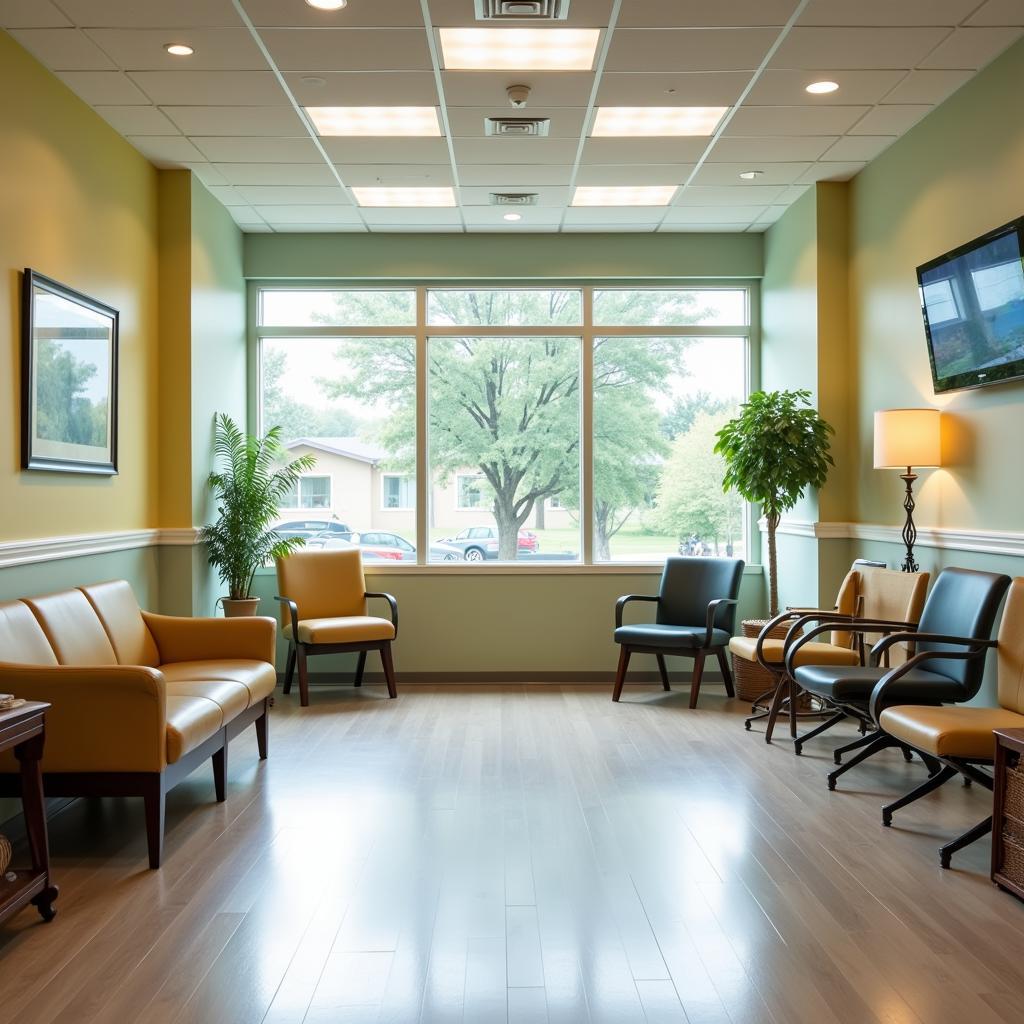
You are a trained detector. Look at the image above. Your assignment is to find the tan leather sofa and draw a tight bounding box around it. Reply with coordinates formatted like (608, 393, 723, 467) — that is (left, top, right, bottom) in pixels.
(0, 580, 276, 868)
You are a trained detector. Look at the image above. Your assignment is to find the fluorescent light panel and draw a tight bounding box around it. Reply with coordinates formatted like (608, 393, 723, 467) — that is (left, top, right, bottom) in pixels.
(352, 187, 457, 207)
(572, 186, 677, 207)
(305, 106, 441, 137)
(439, 27, 600, 71)
(592, 106, 727, 137)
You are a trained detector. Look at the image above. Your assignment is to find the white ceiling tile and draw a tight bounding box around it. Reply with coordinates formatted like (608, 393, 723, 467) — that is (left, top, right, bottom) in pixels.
(677, 185, 786, 205)
(253, 205, 364, 224)
(663, 206, 764, 223)
(192, 138, 323, 162)
(246, 0, 425, 27)
(237, 223, 274, 232)
(458, 165, 575, 186)
(440, 72, 594, 108)
(206, 186, 250, 207)
(725, 105, 870, 135)
(564, 207, 665, 225)
(59, 0, 242, 28)
(335, 164, 454, 186)
(774, 185, 811, 203)
(564, 223, 662, 232)
(268, 223, 367, 232)
(360, 208, 463, 226)
(691, 162, 811, 185)
(321, 138, 451, 163)
(163, 106, 308, 137)
(460, 186, 571, 207)
(213, 162, 338, 185)
(83, 29, 267, 71)
(581, 138, 707, 164)
(576, 164, 695, 185)
(770, 27, 951, 69)
(261, 29, 432, 72)
(848, 104, 932, 135)
(128, 71, 288, 106)
(596, 72, 749, 107)
(236, 186, 349, 205)
(661, 223, 753, 232)
(187, 163, 230, 186)
(606, 28, 778, 72)
(126, 135, 205, 165)
(369, 225, 461, 232)
(225, 204, 265, 224)
(95, 105, 180, 135)
(618, 1, 800, 27)
(754, 206, 789, 224)
(0, 0, 69, 28)
(967, 0, 1024, 26)
(821, 135, 896, 161)
(466, 224, 560, 233)
(799, 0, 980, 26)
(10, 28, 116, 69)
(447, 106, 585, 139)
(453, 138, 580, 165)
(795, 162, 867, 183)
(707, 136, 839, 161)
(284, 71, 439, 107)
(919, 26, 1024, 68)
(428, 0, 615, 27)
(882, 69, 973, 103)
(462, 208, 563, 226)
(746, 69, 906, 105)
(54, 71, 150, 104)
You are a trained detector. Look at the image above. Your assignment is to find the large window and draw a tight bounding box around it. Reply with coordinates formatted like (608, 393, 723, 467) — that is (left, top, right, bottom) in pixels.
(257, 285, 751, 566)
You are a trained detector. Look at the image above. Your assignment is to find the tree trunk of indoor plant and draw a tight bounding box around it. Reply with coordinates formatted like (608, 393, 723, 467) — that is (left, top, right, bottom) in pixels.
(766, 511, 780, 617)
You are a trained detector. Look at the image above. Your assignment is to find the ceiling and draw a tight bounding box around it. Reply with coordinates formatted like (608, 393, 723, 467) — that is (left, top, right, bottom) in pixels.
(3, 0, 1022, 234)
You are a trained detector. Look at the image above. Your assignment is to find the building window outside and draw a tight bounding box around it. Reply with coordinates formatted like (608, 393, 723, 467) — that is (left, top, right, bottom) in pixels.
(456, 474, 486, 510)
(382, 474, 414, 510)
(280, 475, 332, 510)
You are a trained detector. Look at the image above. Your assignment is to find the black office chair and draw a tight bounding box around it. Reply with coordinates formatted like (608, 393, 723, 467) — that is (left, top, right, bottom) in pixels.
(613, 556, 745, 707)
(785, 567, 1011, 790)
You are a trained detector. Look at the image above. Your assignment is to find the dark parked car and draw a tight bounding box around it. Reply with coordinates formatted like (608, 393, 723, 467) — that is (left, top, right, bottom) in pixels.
(274, 519, 353, 542)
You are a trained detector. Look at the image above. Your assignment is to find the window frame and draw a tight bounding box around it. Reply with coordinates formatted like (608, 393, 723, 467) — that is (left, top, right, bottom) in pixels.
(381, 472, 415, 511)
(250, 280, 759, 573)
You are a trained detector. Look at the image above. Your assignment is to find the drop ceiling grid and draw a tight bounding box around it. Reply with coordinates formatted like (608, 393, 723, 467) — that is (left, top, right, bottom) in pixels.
(2, 0, 1023, 232)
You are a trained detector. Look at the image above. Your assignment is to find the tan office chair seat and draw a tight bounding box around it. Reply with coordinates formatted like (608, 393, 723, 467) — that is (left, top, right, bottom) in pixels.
(283, 616, 396, 645)
(729, 636, 860, 667)
(880, 705, 1024, 761)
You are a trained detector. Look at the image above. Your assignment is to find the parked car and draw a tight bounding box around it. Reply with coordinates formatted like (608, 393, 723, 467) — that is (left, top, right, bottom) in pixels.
(274, 519, 353, 542)
(437, 526, 538, 561)
(356, 531, 461, 562)
(316, 536, 399, 561)
(517, 529, 539, 553)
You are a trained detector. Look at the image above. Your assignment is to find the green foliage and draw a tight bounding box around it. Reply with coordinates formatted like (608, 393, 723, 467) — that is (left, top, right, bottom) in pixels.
(35, 339, 107, 446)
(262, 346, 359, 440)
(199, 414, 317, 600)
(661, 391, 733, 440)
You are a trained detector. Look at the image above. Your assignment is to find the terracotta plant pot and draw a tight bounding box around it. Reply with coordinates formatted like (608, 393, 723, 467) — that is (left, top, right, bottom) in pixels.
(221, 597, 261, 618)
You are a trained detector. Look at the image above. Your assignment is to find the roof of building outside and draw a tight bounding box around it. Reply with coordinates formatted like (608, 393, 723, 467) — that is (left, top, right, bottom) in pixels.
(285, 436, 387, 465)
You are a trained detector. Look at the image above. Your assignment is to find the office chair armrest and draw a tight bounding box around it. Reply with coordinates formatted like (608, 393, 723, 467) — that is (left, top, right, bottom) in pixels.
(869, 631, 996, 666)
(868, 641, 997, 722)
(705, 598, 738, 647)
(366, 591, 399, 640)
(615, 594, 659, 629)
(274, 595, 300, 640)
(784, 618, 919, 678)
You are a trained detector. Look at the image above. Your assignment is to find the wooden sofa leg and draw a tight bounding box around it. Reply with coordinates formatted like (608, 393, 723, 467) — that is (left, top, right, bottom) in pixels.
(283, 646, 296, 694)
(212, 744, 227, 803)
(381, 644, 398, 699)
(297, 646, 310, 707)
(656, 654, 670, 691)
(612, 646, 630, 702)
(143, 776, 166, 870)
(689, 651, 706, 709)
(354, 650, 367, 688)
(256, 700, 269, 760)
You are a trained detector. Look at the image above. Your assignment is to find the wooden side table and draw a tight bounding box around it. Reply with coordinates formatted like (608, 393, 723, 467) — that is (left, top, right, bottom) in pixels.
(991, 728, 1024, 902)
(0, 702, 58, 925)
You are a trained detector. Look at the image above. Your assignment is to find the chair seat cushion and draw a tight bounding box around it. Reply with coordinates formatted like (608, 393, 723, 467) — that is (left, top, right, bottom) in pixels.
(165, 695, 223, 764)
(794, 664, 964, 705)
(615, 624, 730, 650)
(284, 616, 395, 645)
(880, 705, 1024, 760)
(728, 636, 860, 667)
(160, 660, 276, 707)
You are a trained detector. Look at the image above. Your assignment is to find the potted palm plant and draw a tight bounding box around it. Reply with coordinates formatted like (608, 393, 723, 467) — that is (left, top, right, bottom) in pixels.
(200, 414, 316, 617)
(715, 389, 834, 617)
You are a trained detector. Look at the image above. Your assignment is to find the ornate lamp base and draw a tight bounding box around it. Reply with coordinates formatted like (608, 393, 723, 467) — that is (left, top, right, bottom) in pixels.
(900, 469, 919, 573)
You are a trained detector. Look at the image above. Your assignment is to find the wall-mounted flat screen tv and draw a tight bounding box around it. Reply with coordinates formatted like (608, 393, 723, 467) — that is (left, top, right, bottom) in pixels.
(917, 216, 1024, 393)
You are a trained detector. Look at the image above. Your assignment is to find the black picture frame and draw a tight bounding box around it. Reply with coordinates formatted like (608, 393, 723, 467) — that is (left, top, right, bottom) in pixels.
(21, 269, 119, 475)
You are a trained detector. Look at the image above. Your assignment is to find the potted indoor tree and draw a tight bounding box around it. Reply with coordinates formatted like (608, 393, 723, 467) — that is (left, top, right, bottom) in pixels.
(200, 413, 317, 616)
(715, 389, 834, 617)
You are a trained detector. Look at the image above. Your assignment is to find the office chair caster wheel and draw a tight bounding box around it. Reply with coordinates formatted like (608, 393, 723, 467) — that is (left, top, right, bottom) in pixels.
(882, 810, 892, 827)
(827, 775, 837, 791)
(744, 720, 751, 731)
(833, 752, 843, 766)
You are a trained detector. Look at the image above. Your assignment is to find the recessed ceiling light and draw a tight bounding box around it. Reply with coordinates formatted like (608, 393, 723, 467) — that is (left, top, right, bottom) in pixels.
(164, 43, 194, 56)
(352, 187, 457, 208)
(739, 170, 763, 180)
(572, 185, 677, 207)
(305, 107, 442, 137)
(300, 76, 326, 87)
(806, 80, 839, 94)
(503, 212, 522, 221)
(592, 106, 728, 137)
(305, 0, 348, 9)
(439, 27, 600, 71)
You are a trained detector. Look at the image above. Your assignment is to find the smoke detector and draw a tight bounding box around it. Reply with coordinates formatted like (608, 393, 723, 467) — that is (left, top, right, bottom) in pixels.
(485, 117, 550, 136)
(507, 84, 531, 109)
(475, 0, 571, 19)
(489, 192, 539, 206)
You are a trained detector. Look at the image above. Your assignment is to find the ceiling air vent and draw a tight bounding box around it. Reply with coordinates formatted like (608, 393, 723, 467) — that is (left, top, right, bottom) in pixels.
(490, 193, 539, 206)
(484, 117, 551, 137)
(474, 0, 571, 20)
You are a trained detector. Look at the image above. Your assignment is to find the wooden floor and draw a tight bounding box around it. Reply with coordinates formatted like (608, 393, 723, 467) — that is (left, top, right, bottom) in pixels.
(1, 684, 1024, 1024)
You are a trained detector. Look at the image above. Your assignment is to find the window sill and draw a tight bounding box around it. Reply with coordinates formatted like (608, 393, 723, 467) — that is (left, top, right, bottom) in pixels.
(255, 563, 763, 577)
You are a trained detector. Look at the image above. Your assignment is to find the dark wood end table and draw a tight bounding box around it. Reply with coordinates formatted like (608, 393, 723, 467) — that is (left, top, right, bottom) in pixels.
(0, 701, 58, 925)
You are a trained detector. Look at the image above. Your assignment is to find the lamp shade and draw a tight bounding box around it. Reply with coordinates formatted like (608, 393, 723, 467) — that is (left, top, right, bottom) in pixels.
(873, 408, 942, 469)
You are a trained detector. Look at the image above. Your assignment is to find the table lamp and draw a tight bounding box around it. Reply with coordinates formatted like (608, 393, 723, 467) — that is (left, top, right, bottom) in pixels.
(873, 408, 942, 573)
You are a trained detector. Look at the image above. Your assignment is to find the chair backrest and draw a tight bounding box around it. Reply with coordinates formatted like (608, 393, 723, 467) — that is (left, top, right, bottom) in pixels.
(830, 564, 928, 653)
(275, 548, 368, 624)
(998, 579, 1024, 714)
(916, 567, 1011, 692)
(80, 580, 160, 667)
(23, 589, 118, 666)
(656, 557, 744, 633)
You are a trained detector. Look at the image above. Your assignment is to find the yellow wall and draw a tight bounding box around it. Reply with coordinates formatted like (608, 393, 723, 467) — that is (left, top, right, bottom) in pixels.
(0, 30, 158, 540)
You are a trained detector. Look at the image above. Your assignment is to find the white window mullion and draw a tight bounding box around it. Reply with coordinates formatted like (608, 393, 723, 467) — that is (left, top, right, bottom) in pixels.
(582, 286, 594, 566)
(415, 286, 429, 566)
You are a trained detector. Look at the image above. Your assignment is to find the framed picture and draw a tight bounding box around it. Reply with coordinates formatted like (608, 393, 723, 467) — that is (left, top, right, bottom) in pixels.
(22, 269, 119, 475)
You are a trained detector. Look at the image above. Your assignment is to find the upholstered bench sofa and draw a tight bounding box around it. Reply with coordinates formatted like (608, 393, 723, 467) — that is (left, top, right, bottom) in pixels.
(0, 580, 276, 868)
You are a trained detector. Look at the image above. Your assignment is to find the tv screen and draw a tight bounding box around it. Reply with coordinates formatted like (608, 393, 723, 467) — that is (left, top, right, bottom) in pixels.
(917, 216, 1024, 393)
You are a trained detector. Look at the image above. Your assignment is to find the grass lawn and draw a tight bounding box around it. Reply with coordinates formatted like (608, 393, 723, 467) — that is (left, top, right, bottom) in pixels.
(430, 523, 680, 561)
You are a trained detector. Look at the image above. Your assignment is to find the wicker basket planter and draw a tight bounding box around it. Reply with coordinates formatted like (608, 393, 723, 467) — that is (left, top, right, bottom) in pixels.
(732, 618, 792, 703)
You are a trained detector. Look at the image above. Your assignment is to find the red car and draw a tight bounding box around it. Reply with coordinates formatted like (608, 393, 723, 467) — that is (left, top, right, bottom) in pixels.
(517, 529, 539, 552)
(314, 534, 403, 561)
